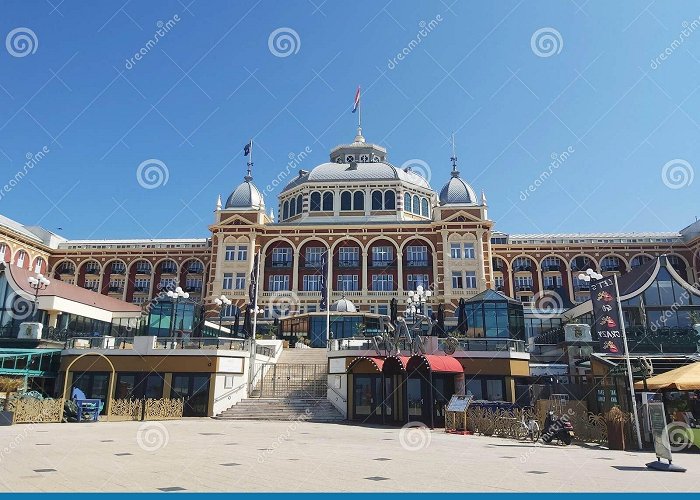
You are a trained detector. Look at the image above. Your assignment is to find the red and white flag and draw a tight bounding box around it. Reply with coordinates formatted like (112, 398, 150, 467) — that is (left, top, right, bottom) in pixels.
(352, 86, 360, 113)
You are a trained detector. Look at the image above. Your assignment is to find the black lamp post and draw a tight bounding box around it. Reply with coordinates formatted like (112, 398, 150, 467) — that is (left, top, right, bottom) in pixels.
(166, 286, 189, 336)
(213, 294, 232, 335)
(27, 272, 50, 321)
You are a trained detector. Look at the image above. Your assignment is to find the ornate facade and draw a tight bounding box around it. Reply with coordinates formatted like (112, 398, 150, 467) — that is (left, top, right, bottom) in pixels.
(2, 129, 699, 327)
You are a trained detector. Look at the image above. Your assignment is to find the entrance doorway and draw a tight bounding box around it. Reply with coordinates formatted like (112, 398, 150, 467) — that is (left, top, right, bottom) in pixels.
(170, 373, 210, 417)
(407, 377, 429, 423)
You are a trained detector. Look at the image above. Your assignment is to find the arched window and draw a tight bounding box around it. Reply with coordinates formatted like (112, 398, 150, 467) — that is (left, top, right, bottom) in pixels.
(341, 191, 352, 210)
(33, 257, 45, 273)
(322, 192, 333, 211)
(310, 192, 321, 211)
(353, 191, 364, 211)
(296, 195, 303, 215)
(384, 191, 395, 210)
(404, 193, 411, 212)
(282, 201, 289, 220)
(412, 195, 420, 214)
(371, 190, 383, 210)
(420, 198, 429, 217)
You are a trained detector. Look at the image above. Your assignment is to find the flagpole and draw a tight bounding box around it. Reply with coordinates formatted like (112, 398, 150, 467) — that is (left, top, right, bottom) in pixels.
(358, 87, 362, 130)
(614, 273, 643, 450)
(325, 248, 331, 345)
(252, 249, 261, 341)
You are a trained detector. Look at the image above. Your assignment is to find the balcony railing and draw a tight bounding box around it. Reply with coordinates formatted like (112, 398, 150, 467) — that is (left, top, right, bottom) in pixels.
(304, 261, 323, 269)
(574, 284, 590, 292)
(65, 337, 135, 350)
(187, 267, 204, 274)
(84, 268, 100, 275)
(514, 265, 532, 272)
(133, 286, 150, 293)
(111, 267, 126, 275)
(135, 267, 152, 274)
(515, 285, 532, 292)
(271, 260, 292, 268)
(153, 337, 246, 350)
(108, 286, 124, 293)
(186, 286, 202, 292)
(58, 267, 75, 275)
(160, 267, 177, 274)
(371, 260, 395, 267)
(338, 260, 360, 268)
(406, 260, 429, 267)
(601, 266, 622, 272)
(439, 338, 526, 353)
(543, 265, 561, 272)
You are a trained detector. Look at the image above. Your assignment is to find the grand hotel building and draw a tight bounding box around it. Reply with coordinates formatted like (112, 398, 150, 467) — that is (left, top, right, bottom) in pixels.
(1, 129, 699, 338)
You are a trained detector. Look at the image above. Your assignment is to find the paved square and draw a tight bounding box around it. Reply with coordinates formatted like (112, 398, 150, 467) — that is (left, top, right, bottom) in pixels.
(0, 419, 698, 492)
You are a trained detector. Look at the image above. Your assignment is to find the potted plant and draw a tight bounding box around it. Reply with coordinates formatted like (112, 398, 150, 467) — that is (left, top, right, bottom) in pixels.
(0, 376, 23, 426)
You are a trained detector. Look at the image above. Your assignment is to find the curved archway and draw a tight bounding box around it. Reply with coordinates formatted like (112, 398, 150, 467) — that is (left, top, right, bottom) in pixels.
(61, 352, 116, 422)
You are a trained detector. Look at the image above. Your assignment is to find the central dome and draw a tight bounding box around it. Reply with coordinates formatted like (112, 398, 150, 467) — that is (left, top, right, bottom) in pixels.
(225, 176, 265, 210)
(282, 130, 431, 192)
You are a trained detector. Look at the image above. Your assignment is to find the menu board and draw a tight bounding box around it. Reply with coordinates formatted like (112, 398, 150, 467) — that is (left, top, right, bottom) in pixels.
(648, 401, 672, 461)
(446, 395, 473, 413)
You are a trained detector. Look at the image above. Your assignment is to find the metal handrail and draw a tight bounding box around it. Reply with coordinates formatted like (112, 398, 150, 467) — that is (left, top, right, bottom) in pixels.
(327, 382, 347, 403)
(214, 382, 248, 403)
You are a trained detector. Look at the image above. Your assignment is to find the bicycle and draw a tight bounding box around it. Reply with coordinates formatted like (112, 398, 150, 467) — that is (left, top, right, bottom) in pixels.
(516, 414, 541, 442)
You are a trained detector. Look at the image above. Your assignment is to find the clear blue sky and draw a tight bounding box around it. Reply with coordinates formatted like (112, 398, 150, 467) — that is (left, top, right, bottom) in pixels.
(1, 1, 698, 239)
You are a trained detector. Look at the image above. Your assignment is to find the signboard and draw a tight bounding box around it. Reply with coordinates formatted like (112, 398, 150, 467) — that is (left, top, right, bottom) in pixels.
(648, 401, 672, 461)
(589, 277, 625, 354)
(446, 394, 473, 413)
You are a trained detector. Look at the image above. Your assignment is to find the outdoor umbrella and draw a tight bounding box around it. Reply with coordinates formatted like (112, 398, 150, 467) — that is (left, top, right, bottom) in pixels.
(436, 304, 445, 338)
(232, 306, 241, 337)
(633, 362, 700, 391)
(242, 304, 252, 339)
(457, 298, 467, 335)
(390, 297, 398, 323)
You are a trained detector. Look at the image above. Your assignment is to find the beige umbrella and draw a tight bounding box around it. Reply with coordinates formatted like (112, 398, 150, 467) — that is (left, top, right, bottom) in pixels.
(634, 362, 700, 391)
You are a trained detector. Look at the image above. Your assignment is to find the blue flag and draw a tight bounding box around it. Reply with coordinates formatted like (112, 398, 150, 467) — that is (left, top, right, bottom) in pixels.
(243, 141, 252, 156)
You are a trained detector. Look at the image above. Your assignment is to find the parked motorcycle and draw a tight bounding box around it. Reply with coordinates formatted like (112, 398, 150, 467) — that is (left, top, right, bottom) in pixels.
(541, 410, 574, 445)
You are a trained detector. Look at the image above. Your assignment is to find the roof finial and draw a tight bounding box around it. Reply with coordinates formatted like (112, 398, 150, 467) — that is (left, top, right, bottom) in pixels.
(216, 194, 222, 211)
(450, 133, 460, 178)
(269, 208, 275, 222)
(481, 190, 487, 205)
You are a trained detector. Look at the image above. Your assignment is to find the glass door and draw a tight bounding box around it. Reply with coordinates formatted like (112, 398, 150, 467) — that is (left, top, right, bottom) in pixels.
(353, 375, 383, 421)
(407, 377, 426, 422)
(171, 374, 211, 417)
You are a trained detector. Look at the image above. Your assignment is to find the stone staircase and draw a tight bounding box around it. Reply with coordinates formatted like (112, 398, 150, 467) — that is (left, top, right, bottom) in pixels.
(215, 348, 344, 422)
(215, 397, 344, 422)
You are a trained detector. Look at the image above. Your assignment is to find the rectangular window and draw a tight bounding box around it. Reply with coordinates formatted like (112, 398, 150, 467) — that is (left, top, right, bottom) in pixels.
(465, 271, 477, 288)
(84, 279, 99, 291)
(268, 275, 290, 291)
(136, 262, 151, 273)
(237, 245, 248, 261)
(223, 273, 234, 290)
(463, 243, 475, 259)
(111, 262, 126, 274)
(134, 278, 150, 291)
(235, 273, 246, 290)
(515, 276, 533, 290)
(337, 275, 359, 291)
(185, 278, 202, 291)
(494, 276, 504, 289)
(377, 305, 388, 316)
(407, 274, 429, 290)
(339, 247, 359, 267)
(305, 247, 324, 267)
(544, 276, 562, 288)
(225, 246, 236, 261)
(272, 248, 292, 267)
(450, 243, 462, 259)
(452, 271, 463, 289)
(372, 246, 393, 266)
(303, 275, 322, 291)
(108, 279, 124, 292)
(407, 246, 428, 266)
(371, 275, 394, 291)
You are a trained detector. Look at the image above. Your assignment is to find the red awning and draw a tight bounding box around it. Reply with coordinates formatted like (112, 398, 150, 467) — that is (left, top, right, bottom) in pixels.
(407, 354, 463, 374)
(346, 356, 384, 373)
(383, 355, 410, 373)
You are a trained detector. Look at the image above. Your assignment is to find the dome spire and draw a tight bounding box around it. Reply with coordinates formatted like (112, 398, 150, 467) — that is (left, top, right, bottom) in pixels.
(450, 132, 460, 178)
(244, 139, 253, 182)
(215, 194, 222, 211)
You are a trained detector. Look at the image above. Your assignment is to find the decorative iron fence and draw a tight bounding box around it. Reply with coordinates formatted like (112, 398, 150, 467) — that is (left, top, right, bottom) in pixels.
(11, 398, 64, 423)
(250, 363, 327, 398)
(109, 398, 184, 421)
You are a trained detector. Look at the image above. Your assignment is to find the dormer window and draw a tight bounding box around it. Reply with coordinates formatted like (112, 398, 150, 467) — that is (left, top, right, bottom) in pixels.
(345, 154, 354, 163)
(359, 154, 369, 162)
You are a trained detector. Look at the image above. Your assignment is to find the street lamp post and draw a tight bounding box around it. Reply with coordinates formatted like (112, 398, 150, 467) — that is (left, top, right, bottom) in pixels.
(407, 285, 432, 320)
(166, 286, 189, 337)
(213, 295, 232, 334)
(27, 273, 50, 321)
(579, 268, 643, 450)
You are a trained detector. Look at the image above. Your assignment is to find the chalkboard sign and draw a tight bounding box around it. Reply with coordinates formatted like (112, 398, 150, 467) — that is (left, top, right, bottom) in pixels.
(446, 394, 473, 413)
(648, 401, 672, 461)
